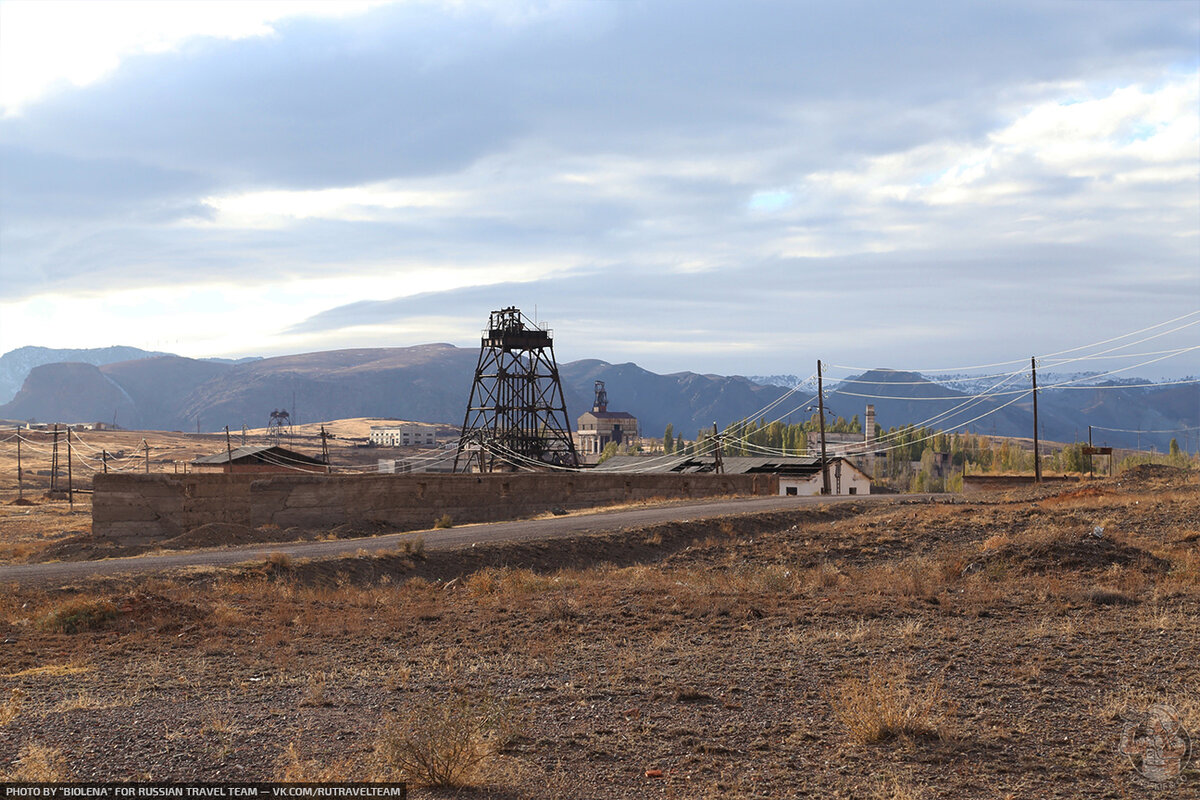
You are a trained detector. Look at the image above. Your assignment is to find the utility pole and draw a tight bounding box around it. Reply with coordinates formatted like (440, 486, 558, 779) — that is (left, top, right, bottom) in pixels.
(712, 422, 724, 474)
(16, 427, 23, 501)
(320, 425, 331, 474)
(144, 440, 150, 474)
(102, 449, 108, 474)
(1031, 357, 1041, 483)
(1088, 425, 1093, 477)
(225, 426, 234, 473)
(66, 428, 74, 510)
(818, 360, 830, 495)
(51, 425, 59, 492)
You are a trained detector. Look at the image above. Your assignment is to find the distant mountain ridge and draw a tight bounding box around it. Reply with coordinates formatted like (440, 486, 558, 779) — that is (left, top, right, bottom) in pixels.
(0, 345, 261, 404)
(0, 345, 1194, 452)
(0, 345, 169, 404)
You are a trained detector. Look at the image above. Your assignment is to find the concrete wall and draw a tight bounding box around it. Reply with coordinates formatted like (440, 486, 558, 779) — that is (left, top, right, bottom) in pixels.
(962, 474, 1081, 494)
(92, 471, 778, 545)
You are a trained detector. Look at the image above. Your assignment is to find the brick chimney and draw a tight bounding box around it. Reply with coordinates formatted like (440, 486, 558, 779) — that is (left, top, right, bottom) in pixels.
(864, 404, 876, 479)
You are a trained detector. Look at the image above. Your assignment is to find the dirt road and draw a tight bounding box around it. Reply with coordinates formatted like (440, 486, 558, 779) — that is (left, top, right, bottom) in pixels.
(0, 493, 910, 585)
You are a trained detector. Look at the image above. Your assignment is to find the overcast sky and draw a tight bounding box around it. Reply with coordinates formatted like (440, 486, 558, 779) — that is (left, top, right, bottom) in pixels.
(1, 0, 1197, 379)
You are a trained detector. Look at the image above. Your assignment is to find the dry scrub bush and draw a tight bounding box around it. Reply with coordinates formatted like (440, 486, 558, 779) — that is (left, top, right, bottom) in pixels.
(434, 514, 453, 529)
(833, 666, 953, 744)
(850, 559, 942, 600)
(1, 744, 69, 780)
(873, 771, 925, 800)
(373, 693, 518, 787)
(1094, 688, 1200, 732)
(0, 689, 23, 725)
(1163, 548, 1200, 595)
(805, 563, 845, 594)
(266, 552, 292, 571)
(299, 672, 330, 707)
(277, 742, 357, 781)
(38, 597, 119, 634)
(465, 566, 577, 601)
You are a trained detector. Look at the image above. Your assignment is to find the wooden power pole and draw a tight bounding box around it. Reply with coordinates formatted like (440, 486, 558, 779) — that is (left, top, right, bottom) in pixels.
(15, 427, 23, 501)
(51, 425, 59, 492)
(66, 428, 74, 509)
(712, 422, 724, 474)
(818, 360, 830, 495)
(1031, 356, 1041, 483)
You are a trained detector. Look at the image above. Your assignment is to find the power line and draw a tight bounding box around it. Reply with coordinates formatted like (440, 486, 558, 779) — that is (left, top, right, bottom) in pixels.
(829, 309, 1200, 374)
(1090, 425, 1200, 434)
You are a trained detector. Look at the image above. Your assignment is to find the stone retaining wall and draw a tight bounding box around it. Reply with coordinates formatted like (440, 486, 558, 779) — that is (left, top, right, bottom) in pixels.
(961, 474, 1081, 494)
(92, 472, 778, 545)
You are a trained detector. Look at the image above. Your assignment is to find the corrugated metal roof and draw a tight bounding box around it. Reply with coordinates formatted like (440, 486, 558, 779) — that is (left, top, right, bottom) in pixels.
(192, 445, 326, 465)
(591, 455, 828, 474)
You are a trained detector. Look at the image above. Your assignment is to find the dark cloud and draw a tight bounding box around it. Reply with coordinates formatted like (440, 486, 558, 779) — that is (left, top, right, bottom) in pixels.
(4, 1, 1195, 186)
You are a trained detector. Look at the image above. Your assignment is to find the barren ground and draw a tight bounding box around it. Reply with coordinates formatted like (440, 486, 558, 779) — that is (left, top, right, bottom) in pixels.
(0, 464, 1197, 798)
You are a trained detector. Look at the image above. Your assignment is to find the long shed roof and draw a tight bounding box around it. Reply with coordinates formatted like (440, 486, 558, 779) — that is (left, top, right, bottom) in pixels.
(192, 445, 326, 466)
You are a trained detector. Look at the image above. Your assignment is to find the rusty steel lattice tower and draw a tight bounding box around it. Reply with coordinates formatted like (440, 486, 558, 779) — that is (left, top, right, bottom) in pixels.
(455, 307, 579, 472)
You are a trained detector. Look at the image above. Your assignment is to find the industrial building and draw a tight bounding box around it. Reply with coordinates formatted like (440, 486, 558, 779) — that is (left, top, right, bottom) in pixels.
(369, 424, 438, 447)
(593, 454, 872, 496)
(576, 381, 639, 458)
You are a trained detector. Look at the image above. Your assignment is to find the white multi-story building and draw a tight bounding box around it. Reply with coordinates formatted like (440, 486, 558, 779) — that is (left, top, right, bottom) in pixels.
(370, 424, 438, 447)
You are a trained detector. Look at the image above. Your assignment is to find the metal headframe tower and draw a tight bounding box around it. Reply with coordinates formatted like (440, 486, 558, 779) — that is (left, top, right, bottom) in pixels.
(455, 307, 580, 472)
(267, 409, 290, 444)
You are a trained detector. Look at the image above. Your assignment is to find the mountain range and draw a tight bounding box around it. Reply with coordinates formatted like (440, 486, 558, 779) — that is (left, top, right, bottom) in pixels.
(0, 345, 1195, 453)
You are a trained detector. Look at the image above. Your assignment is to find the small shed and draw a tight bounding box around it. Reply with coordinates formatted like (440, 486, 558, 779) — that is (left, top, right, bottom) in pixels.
(593, 454, 872, 496)
(191, 445, 327, 474)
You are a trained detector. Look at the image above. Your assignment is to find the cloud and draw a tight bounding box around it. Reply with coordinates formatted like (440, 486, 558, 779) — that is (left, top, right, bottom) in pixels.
(0, 0, 390, 114)
(0, 0, 1197, 376)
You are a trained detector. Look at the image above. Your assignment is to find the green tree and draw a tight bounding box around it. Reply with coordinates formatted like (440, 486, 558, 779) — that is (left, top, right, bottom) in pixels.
(597, 441, 621, 464)
(1169, 438, 1181, 457)
(663, 424, 675, 454)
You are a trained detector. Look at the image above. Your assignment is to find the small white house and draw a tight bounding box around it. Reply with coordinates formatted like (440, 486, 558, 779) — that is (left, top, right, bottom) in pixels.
(369, 424, 437, 447)
(778, 458, 872, 496)
(594, 453, 872, 496)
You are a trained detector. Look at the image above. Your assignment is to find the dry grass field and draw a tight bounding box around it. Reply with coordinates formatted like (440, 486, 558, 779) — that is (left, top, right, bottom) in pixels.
(0, 451, 1197, 796)
(0, 421, 444, 562)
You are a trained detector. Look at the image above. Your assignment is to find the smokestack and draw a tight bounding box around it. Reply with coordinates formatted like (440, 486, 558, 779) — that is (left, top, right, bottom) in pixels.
(865, 403, 877, 480)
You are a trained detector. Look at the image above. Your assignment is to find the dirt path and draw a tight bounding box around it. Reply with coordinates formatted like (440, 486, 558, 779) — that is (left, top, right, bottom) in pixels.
(0, 493, 916, 585)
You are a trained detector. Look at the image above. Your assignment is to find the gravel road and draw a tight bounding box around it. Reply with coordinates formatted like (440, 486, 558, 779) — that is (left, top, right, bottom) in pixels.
(0, 493, 903, 585)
